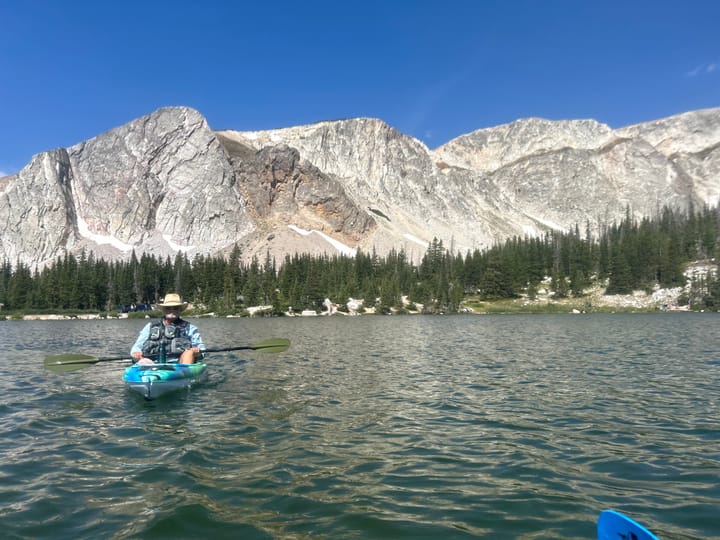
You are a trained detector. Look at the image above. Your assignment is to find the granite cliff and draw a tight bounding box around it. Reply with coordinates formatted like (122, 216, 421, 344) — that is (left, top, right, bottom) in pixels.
(1, 106, 718, 267)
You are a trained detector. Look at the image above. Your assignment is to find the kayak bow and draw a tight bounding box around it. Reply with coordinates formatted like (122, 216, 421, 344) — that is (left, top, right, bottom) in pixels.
(123, 362, 208, 400)
(597, 510, 659, 540)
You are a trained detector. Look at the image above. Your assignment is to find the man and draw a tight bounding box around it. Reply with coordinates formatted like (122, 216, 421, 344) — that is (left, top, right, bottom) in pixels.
(130, 293, 206, 364)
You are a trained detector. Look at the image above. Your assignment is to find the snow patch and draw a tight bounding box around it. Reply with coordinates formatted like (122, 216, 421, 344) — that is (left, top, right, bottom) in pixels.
(76, 214, 134, 252)
(288, 225, 356, 256)
(403, 233, 429, 248)
(533, 216, 565, 231)
(163, 234, 195, 252)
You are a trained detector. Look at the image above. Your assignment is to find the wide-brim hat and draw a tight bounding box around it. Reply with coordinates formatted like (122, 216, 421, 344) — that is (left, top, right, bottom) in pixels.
(157, 293, 188, 310)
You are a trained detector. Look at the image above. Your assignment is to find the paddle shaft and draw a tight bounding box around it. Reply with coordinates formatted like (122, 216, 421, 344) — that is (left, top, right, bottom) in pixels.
(44, 338, 290, 370)
(205, 344, 284, 353)
(56, 345, 274, 365)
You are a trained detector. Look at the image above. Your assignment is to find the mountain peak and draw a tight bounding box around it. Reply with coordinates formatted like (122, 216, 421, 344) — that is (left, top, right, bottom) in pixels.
(2, 107, 718, 268)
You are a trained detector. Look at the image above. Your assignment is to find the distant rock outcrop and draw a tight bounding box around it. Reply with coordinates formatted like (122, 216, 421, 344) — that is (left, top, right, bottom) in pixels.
(2, 105, 719, 268)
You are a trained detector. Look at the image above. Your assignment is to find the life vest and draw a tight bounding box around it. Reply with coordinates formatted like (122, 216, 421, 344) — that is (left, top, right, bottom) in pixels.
(141, 319, 193, 359)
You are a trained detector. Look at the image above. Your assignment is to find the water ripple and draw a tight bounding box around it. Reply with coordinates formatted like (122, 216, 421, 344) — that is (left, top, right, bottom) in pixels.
(1, 315, 719, 538)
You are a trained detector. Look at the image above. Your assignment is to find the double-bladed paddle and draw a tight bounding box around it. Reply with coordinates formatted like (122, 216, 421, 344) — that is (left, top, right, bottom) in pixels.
(43, 337, 291, 373)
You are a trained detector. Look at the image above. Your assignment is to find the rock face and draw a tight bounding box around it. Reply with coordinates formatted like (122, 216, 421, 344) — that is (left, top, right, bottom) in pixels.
(67, 107, 254, 254)
(216, 133, 376, 262)
(1, 106, 719, 268)
(1, 107, 255, 265)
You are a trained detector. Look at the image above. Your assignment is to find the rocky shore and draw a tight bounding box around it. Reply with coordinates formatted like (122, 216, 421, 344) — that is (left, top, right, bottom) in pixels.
(9, 287, 692, 321)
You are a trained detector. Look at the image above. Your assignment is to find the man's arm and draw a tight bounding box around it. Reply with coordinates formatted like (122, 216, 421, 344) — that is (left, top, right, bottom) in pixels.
(187, 323, 206, 356)
(130, 323, 151, 356)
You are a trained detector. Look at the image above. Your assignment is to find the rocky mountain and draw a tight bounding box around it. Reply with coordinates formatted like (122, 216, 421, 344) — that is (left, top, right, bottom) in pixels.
(1, 106, 719, 268)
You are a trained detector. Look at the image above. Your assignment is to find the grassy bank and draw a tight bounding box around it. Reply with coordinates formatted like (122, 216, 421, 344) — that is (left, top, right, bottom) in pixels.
(461, 296, 662, 314)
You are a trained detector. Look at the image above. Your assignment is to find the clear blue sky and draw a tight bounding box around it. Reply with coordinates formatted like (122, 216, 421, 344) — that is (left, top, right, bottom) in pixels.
(1, 0, 718, 176)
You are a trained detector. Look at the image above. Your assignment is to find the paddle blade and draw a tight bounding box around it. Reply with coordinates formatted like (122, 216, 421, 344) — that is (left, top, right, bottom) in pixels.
(44, 353, 100, 373)
(251, 338, 290, 353)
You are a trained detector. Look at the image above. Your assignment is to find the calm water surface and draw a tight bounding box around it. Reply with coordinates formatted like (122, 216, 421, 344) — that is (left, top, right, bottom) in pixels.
(1, 314, 719, 539)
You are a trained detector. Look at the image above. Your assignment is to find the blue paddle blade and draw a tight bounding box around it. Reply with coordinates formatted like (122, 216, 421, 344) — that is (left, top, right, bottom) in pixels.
(597, 510, 659, 540)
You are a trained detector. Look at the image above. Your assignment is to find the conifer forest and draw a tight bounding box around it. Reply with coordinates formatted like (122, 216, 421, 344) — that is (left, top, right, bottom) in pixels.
(2, 205, 720, 315)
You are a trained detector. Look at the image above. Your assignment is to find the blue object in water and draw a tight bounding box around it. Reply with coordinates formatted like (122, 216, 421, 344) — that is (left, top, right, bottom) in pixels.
(123, 362, 208, 400)
(597, 510, 659, 540)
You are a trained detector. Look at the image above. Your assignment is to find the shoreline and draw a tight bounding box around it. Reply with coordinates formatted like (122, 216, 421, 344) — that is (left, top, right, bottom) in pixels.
(5, 306, 703, 322)
(1, 284, 707, 321)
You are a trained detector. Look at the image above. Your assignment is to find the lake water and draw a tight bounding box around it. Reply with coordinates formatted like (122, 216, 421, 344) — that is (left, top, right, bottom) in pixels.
(1, 314, 718, 539)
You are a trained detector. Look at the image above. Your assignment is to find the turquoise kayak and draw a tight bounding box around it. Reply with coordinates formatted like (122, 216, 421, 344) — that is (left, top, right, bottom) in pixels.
(123, 362, 208, 399)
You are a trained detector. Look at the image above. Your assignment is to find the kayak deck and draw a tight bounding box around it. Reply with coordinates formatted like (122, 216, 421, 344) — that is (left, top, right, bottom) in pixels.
(123, 362, 208, 400)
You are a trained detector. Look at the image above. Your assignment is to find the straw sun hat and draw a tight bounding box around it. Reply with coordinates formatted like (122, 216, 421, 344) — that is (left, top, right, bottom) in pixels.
(157, 293, 188, 310)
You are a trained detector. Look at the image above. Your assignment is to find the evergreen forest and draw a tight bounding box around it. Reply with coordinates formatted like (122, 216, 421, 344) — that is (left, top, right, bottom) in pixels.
(2, 204, 720, 316)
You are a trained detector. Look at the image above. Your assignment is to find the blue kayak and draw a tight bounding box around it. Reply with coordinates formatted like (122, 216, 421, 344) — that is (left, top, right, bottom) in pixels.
(123, 362, 208, 399)
(598, 510, 659, 540)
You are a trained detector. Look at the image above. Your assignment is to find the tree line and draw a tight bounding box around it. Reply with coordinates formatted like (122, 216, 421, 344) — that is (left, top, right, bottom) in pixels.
(1, 203, 720, 315)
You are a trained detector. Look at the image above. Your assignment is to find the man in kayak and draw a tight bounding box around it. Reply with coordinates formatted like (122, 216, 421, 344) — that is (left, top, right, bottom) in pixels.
(130, 293, 206, 364)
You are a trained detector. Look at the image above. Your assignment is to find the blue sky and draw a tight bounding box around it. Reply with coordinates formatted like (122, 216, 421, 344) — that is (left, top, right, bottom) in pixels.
(1, 0, 718, 176)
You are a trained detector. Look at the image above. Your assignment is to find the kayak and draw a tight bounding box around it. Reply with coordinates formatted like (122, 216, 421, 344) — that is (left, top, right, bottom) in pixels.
(123, 362, 208, 399)
(597, 510, 659, 540)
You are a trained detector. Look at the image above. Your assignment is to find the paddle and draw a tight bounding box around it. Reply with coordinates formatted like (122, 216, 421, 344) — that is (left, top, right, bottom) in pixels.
(43, 337, 291, 373)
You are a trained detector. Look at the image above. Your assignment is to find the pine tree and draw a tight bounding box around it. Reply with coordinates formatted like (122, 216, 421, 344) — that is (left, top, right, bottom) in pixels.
(7, 260, 33, 309)
(242, 256, 262, 307)
(606, 250, 634, 294)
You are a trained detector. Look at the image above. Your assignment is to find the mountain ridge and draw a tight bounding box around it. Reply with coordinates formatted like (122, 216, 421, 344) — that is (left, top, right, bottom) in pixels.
(1, 105, 719, 268)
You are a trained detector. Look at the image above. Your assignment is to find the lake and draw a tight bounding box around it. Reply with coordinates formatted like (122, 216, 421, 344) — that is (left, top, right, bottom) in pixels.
(2, 314, 718, 539)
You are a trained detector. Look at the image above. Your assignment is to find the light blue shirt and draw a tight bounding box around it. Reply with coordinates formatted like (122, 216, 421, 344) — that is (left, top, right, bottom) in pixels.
(131, 319, 206, 357)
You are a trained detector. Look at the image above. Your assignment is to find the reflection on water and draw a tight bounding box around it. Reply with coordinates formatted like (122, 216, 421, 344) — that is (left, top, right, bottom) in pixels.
(1, 314, 719, 539)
